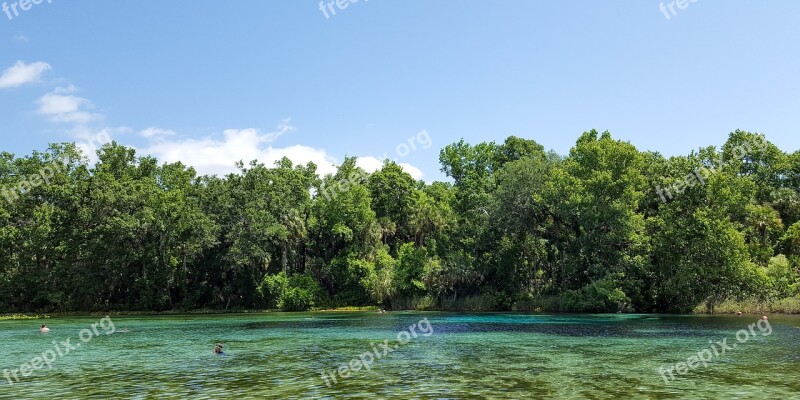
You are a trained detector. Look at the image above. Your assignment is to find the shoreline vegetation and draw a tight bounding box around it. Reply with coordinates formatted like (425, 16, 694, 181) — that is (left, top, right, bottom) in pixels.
(0, 314, 50, 320)
(3, 294, 800, 318)
(2, 130, 800, 315)
(0, 299, 800, 322)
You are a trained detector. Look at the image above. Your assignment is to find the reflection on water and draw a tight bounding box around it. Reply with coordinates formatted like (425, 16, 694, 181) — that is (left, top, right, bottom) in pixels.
(1, 313, 798, 399)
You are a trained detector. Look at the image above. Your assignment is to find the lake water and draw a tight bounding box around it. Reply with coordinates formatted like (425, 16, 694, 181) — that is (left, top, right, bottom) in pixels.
(1, 312, 798, 399)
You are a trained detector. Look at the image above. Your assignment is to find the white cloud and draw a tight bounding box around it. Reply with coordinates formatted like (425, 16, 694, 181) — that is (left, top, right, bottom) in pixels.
(0, 60, 50, 88)
(356, 156, 425, 180)
(355, 156, 384, 173)
(398, 163, 424, 180)
(139, 120, 427, 179)
(37, 87, 102, 124)
(261, 144, 339, 176)
(139, 127, 177, 139)
(12, 35, 29, 43)
(53, 84, 78, 94)
(141, 121, 341, 177)
(27, 80, 113, 162)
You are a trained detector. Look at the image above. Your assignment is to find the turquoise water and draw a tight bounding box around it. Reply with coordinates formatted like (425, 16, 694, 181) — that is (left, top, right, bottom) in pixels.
(1, 313, 799, 399)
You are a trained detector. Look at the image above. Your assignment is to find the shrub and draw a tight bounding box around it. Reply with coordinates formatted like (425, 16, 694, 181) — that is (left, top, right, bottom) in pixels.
(765, 255, 799, 298)
(561, 276, 631, 312)
(259, 272, 322, 311)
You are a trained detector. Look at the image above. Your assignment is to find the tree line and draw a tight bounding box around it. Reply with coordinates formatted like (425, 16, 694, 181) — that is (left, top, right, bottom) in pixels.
(1, 130, 799, 313)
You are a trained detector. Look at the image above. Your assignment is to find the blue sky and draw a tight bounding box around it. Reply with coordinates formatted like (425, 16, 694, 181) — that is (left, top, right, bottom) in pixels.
(1, 0, 798, 181)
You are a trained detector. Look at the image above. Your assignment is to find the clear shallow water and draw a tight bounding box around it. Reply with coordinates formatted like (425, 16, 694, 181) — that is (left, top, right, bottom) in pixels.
(1, 313, 798, 399)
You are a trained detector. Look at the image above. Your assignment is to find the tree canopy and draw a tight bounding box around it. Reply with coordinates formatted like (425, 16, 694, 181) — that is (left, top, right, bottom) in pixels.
(1, 130, 798, 313)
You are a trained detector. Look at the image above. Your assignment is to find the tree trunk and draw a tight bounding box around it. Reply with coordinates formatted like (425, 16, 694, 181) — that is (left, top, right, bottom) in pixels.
(282, 242, 288, 274)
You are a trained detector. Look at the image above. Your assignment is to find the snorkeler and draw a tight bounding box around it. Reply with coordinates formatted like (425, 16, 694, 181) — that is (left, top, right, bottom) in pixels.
(40, 324, 50, 333)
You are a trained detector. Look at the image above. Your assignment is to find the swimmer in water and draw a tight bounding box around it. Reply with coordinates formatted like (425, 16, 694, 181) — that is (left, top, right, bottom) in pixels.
(40, 324, 50, 333)
(214, 343, 224, 354)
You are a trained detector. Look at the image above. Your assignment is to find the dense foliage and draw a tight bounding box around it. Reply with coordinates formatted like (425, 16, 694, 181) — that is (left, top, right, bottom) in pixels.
(2, 130, 799, 313)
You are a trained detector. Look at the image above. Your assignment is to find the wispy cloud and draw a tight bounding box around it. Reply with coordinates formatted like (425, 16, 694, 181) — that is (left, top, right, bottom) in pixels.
(37, 86, 103, 124)
(0, 60, 50, 88)
(263, 118, 295, 142)
(138, 127, 177, 139)
(32, 81, 113, 162)
(22, 68, 424, 178)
